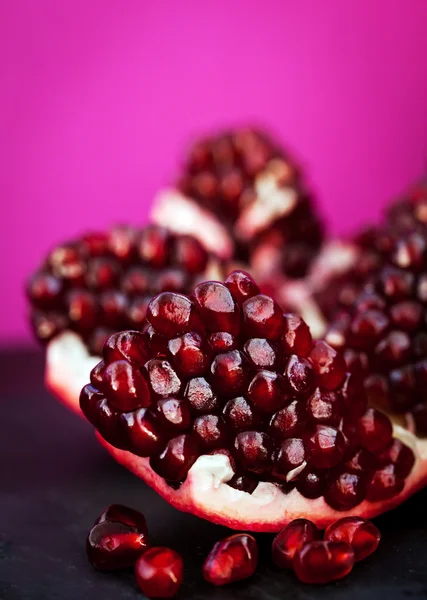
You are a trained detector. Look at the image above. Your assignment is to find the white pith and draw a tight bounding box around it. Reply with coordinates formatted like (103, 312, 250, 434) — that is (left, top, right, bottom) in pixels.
(46, 331, 427, 532)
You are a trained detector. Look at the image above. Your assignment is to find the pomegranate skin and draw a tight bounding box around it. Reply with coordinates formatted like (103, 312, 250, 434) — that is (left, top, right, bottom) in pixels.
(272, 519, 320, 569)
(324, 517, 381, 561)
(86, 521, 148, 571)
(203, 533, 258, 586)
(293, 540, 355, 584)
(135, 547, 184, 599)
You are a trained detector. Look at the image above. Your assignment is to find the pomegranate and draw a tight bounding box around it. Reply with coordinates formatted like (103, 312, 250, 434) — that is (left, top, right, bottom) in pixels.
(203, 534, 258, 586)
(293, 540, 354, 584)
(324, 516, 380, 561)
(73, 270, 425, 532)
(135, 547, 184, 598)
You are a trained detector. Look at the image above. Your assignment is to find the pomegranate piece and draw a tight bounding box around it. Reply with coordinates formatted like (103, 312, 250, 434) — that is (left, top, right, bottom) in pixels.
(135, 547, 184, 599)
(324, 517, 381, 561)
(272, 519, 320, 569)
(95, 504, 148, 534)
(86, 521, 148, 570)
(293, 540, 354, 584)
(203, 534, 258, 586)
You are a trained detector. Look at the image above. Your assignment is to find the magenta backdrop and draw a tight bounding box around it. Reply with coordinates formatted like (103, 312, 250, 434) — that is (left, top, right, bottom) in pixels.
(1, 0, 427, 343)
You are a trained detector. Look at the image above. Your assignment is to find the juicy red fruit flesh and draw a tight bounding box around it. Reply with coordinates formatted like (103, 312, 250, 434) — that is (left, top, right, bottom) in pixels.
(324, 517, 381, 561)
(86, 521, 148, 570)
(272, 519, 320, 569)
(293, 540, 354, 584)
(203, 534, 258, 586)
(135, 547, 184, 598)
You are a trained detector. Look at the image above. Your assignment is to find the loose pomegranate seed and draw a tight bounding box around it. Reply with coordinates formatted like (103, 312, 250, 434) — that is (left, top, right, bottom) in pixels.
(100, 360, 151, 412)
(308, 341, 346, 391)
(293, 540, 354, 584)
(152, 398, 191, 432)
(208, 331, 237, 354)
(86, 521, 148, 570)
(355, 408, 393, 453)
(95, 504, 148, 534)
(248, 370, 288, 413)
(203, 534, 258, 586)
(324, 517, 381, 561)
(223, 396, 260, 431)
(135, 547, 184, 599)
(168, 331, 210, 377)
(225, 270, 260, 304)
(120, 408, 164, 456)
(150, 434, 200, 481)
(192, 414, 228, 449)
(234, 431, 273, 474)
(244, 337, 277, 369)
(366, 464, 405, 501)
(324, 471, 366, 510)
(272, 519, 320, 569)
(242, 294, 284, 340)
(307, 425, 346, 469)
(280, 314, 312, 357)
(193, 281, 240, 335)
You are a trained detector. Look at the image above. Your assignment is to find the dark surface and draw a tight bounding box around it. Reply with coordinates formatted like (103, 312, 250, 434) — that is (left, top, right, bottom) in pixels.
(1, 348, 427, 600)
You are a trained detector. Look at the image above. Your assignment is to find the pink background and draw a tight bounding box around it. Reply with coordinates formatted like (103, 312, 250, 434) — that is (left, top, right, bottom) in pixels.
(1, 0, 427, 344)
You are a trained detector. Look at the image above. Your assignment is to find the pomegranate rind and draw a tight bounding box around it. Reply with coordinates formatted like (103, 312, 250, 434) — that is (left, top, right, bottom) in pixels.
(46, 330, 427, 533)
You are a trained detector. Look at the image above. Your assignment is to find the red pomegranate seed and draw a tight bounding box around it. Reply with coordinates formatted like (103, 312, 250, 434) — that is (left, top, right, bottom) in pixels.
(152, 398, 191, 432)
(66, 289, 98, 332)
(355, 408, 393, 453)
(244, 337, 277, 369)
(390, 300, 423, 330)
(193, 281, 240, 335)
(350, 310, 390, 347)
(379, 266, 414, 300)
(233, 431, 273, 475)
(324, 471, 366, 510)
(192, 414, 228, 449)
(242, 294, 284, 341)
(210, 350, 250, 396)
(248, 370, 288, 413)
(223, 396, 260, 431)
(103, 330, 150, 366)
(108, 225, 137, 263)
(128, 297, 152, 329)
(203, 534, 258, 586)
(147, 292, 201, 337)
(85, 257, 120, 290)
(284, 355, 315, 394)
(96, 399, 128, 449)
(366, 464, 405, 501)
(293, 540, 354, 584)
(27, 272, 63, 309)
(225, 270, 260, 304)
(272, 438, 307, 480)
(343, 448, 378, 474)
(306, 388, 341, 425)
(99, 290, 128, 328)
(49, 242, 85, 281)
(280, 314, 313, 357)
(138, 225, 170, 268)
(324, 517, 381, 561)
(149, 434, 200, 481)
(86, 521, 148, 570)
(100, 360, 151, 411)
(82, 231, 108, 256)
(135, 547, 183, 599)
(184, 377, 219, 414)
(376, 439, 415, 478)
(79, 384, 105, 426)
(30, 310, 68, 343)
(227, 474, 258, 493)
(173, 234, 208, 274)
(389, 365, 417, 411)
(120, 266, 151, 296)
(144, 359, 182, 398)
(167, 331, 210, 377)
(269, 400, 307, 439)
(308, 340, 346, 391)
(90, 360, 107, 387)
(272, 519, 320, 569)
(120, 408, 164, 457)
(95, 504, 148, 534)
(375, 330, 411, 367)
(208, 331, 237, 354)
(339, 372, 368, 418)
(296, 469, 325, 499)
(307, 425, 346, 469)
(157, 268, 188, 293)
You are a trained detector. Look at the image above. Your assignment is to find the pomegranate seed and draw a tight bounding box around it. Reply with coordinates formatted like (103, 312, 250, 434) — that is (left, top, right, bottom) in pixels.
(152, 398, 191, 432)
(144, 359, 182, 398)
(85, 257, 120, 290)
(157, 268, 188, 293)
(234, 431, 273, 474)
(27, 272, 63, 309)
(109, 225, 137, 263)
(376, 439, 415, 478)
(173, 234, 208, 274)
(293, 540, 354, 584)
(366, 464, 404, 501)
(147, 292, 201, 337)
(86, 521, 148, 570)
(49, 242, 85, 281)
(100, 360, 151, 411)
(208, 331, 237, 354)
(30, 310, 67, 342)
(244, 337, 277, 369)
(242, 294, 284, 340)
(120, 409, 164, 457)
(308, 341, 346, 390)
(324, 471, 366, 510)
(269, 400, 307, 439)
(120, 266, 151, 296)
(99, 290, 128, 328)
(150, 434, 199, 481)
(324, 517, 381, 561)
(280, 313, 313, 357)
(96, 399, 128, 449)
(248, 370, 288, 413)
(375, 330, 411, 367)
(379, 266, 414, 300)
(413, 403, 427, 435)
(143, 325, 169, 357)
(392, 232, 426, 270)
(306, 388, 341, 425)
(272, 438, 307, 480)
(210, 350, 250, 396)
(307, 425, 346, 469)
(296, 469, 325, 499)
(82, 231, 108, 256)
(168, 331, 210, 377)
(343, 448, 378, 474)
(184, 377, 219, 414)
(66, 289, 98, 332)
(135, 547, 183, 599)
(339, 372, 368, 418)
(228, 474, 258, 493)
(138, 225, 170, 268)
(223, 396, 260, 431)
(95, 504, 147, 534)
(79, 384, 105, 426)
(203, 534, 258, 586)
(103, 330, 150, 366)
(192, 414, 228, 449)
(355, 408, 393, 453)
(272, 519, 320, 569)
(284, 355, 315, 394)
(390, 300, 422, 330)
(389, 365, 417, 411)
(350, 310, 390, 347)
(193, 281, 240, 335)
(225, 270, 260, 304)
(90, 360, 107, 387)
(128, 297, 152, 329)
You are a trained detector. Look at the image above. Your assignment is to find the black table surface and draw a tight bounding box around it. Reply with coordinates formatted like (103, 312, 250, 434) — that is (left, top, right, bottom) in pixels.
(1, 347, 427, 600)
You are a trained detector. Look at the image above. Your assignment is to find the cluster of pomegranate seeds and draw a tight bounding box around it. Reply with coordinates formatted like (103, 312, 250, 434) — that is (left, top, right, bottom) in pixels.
(179, 127, 323, 277)
(27, 225, 210, 355)
(80, 269, 415, 508)
(203, 533, 258, 586)
(272, 516, 380, 584)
